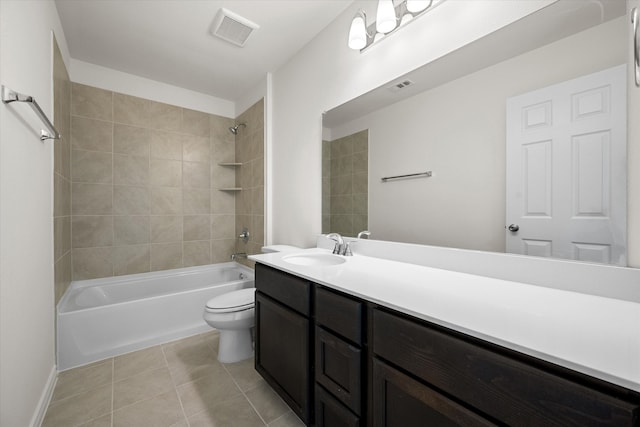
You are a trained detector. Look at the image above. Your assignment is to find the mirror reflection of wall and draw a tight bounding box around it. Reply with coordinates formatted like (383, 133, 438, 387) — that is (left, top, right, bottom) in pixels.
(322, 130, 368, 237)
(323, 14, 627, 261)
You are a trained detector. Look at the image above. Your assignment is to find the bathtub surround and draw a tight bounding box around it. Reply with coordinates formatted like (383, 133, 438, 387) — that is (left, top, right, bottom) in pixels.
(69, 83, 242, 280)
(322, 130, 368, 236)
(53, 38, 72, 304)
(234, 99, 265, 267)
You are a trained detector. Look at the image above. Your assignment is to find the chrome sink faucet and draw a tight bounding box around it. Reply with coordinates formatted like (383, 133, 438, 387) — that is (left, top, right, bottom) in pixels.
(327, 233, 352, 256)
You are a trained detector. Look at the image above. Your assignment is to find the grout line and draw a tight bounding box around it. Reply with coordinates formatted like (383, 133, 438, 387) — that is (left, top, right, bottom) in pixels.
(221, 362, 269, 426)
(161, 343, 191, 427)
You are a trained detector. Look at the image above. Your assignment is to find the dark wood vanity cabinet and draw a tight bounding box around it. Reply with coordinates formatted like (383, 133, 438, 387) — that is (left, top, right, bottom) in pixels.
(255, 263, 640, 427)
(255, 264, 313, 424)
(314, 287, 365, 426)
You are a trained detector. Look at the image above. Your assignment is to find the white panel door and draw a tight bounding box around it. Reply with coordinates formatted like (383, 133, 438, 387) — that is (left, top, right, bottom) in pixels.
(506, 65, 627, 265)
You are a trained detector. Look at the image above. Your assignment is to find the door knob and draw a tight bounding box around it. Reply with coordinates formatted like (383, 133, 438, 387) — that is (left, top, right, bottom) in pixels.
(507, 224, 519, 232)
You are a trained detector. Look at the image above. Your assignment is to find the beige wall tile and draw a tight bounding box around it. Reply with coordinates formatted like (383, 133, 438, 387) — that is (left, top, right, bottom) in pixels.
(114, 215, 150, 245)
(151, 131, 182, 160)
(114, 154, 149, 186)
(183, 188, 209, 214)
(114, 124, 150, 157)
(211, 190, 235, 214)
(72, 83, 113, 121)
(182, 109, 210, 137)
(210, 115, 234, 144)
(150, 159, 182, 187)
(114, 244, 150, 276)
(353, 150, 368, 174)
(211, 141, 235, 164)
(72, 183, 113, 214)
(183, 241, 210, 267)
(211, 239, 235, 263)
(183, 161, 209, 188)
(183, 215, 210, 241)
(353, 172, 368, 194)
(251, 158, 264, 188)
(353, 130, 369, 152)
(211, 214, 235, 239)
(182, 135, 209, 163)
(72, 216, 114, 248)
(71, 116, 113, 152)
(54, 173, 71, 217)
(251, 215, 264, 245)
(211, 165, 236, 189)
(54, 252, 72, 305)
(149, 101, 181, 132)
(73, 247, 114, 280)
(113, 93, 150, 127)
(353, 193, 368, 215)
(54, 216, 71, 261)
(71, 150, 112, 183)
(151, 187, 183, 215)
(150, 243, 183, 271)
(150, 216, 182, 243)
(113, 185, 150, 215)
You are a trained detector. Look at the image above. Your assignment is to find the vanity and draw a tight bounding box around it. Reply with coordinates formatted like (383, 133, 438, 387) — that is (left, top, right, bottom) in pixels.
(250, 242, 640, 426)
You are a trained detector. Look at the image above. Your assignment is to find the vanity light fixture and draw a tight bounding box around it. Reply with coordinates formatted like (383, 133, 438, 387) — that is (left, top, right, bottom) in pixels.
(348, 0, 445, 52)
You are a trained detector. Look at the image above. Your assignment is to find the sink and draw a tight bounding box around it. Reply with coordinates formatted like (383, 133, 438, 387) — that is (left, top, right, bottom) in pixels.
(283, 253, 346, 266)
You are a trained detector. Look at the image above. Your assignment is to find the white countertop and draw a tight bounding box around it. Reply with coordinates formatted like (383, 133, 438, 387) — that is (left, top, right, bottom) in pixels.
(250, 248, 640, 393)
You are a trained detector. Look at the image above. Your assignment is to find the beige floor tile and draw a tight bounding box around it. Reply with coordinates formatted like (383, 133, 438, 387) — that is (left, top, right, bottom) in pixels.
(113, 389, 186, 427)
(80, 413, 112, 427)
(188, 394, 265, 427)
(267, 411, 305, 427)
(223, 357, 264, 392)
(176, 363, 242, 417)
(245, 382, 289, 424)
(114, 366, 174, 410)
(43, 383, 112, 427)
(52, 359, 113, 402)
(164, 334, 219, 385)
(114, 345, 167, 381)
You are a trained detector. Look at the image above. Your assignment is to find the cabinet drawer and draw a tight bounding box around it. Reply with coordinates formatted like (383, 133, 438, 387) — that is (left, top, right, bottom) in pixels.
(315, 286, 363, 345)
(373, 308, 640, 426)
(316, 385, 360, 427)
(316, 326, 361, 414)
(255, 263, 310, 316)
(373, 358, 495, 427)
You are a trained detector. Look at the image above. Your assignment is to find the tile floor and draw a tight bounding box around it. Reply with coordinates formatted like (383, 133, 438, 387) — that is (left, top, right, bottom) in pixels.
(43, 331, 304, 427)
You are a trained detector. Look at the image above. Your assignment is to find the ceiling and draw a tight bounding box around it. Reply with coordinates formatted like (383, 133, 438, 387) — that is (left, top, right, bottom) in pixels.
(55, 0, 354, 101)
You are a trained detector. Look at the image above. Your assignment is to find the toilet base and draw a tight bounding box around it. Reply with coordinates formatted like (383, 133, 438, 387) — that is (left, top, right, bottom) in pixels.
(217, 328, 254, 363)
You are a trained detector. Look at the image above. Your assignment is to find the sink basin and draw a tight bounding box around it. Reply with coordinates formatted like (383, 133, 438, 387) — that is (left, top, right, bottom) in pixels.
(283, 253, 346, 266)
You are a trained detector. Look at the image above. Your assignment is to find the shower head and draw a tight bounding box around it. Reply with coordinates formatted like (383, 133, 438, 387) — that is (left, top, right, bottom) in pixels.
(229, 123, 246, 135)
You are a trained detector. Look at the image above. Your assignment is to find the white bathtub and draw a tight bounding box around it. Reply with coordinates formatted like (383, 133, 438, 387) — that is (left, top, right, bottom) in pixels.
(57, 262, 254, 371)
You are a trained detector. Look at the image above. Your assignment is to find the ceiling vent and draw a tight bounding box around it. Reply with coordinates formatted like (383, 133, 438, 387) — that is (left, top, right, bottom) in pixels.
(387, 79, 415, 92)
(210, 8, 259, 47)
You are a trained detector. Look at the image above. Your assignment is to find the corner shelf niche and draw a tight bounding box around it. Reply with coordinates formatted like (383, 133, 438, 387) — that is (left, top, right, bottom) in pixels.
(217, 162, 242, 191)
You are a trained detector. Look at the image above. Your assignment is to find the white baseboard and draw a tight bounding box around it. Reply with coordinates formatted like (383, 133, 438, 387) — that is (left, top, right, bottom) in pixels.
(30, 364, 57, 427)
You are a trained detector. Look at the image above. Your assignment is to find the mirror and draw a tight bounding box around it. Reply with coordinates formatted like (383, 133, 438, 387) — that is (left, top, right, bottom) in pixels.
(322, 1, 629, 264)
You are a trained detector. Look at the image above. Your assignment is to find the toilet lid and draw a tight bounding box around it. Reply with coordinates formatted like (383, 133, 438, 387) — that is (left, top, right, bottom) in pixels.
(205, 288, 256, 313)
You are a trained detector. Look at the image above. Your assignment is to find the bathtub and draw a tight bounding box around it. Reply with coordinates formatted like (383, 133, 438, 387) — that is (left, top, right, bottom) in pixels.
(57, 262, 254, 371)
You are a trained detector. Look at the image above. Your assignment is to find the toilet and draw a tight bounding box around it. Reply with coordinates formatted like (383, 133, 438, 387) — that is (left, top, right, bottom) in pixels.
(203, 244, 299, 363)
(204, 287, 257, 363)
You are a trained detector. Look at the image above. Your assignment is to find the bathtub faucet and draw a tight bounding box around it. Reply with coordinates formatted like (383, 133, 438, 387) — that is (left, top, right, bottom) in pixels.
(231, 252, 248, 261)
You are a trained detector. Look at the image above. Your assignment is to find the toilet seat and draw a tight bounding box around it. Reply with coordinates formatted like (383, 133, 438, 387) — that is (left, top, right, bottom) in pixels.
(205, 288, 256, 313)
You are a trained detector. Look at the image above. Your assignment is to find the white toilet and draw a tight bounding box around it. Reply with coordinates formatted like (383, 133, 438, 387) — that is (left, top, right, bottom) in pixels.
(204, 287, 257, 363)
(203, 244, 299, 363)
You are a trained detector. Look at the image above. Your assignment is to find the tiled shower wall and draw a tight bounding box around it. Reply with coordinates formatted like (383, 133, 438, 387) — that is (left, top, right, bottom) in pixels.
(234, 100, 265, 267)
(69, 83, 241, 280)
(53, 38, 72, 303)
(322, 130, 368, 237)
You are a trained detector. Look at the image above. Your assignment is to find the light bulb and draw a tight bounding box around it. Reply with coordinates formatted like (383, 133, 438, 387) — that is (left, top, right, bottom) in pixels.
(348, 10, 368, 50)
(406, 0, 431, 13)
(376, 0, 397, 34)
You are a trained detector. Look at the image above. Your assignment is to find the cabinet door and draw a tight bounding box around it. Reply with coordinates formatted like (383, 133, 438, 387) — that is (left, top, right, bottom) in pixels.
(255, 292, 311, 424)
(372, 358, 495, 427)
(315, 326, 361, 414)
(316, 385, 360, 427)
